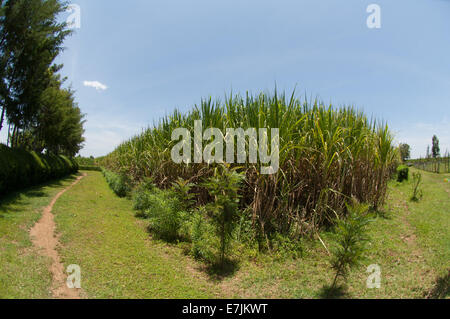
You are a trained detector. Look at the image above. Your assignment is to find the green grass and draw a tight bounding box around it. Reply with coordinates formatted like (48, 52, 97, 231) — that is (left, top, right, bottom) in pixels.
(0, 175, 79, 298)
(1, 168, 448, 299)
(53, 171, 219, 298)
(219, 167, 449, 299)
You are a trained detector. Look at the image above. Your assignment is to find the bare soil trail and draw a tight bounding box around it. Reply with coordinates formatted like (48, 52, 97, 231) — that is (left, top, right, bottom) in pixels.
(30, 173, 86, 299)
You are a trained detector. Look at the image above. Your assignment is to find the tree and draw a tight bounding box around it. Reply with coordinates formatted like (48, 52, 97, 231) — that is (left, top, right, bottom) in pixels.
(0, 0, 84, 156)
(426, 145, 430, 159)
(34, 75, 85, 156)
(399, 143, 410, 162)
(0, 0, 8, 131)
(329, 201, 371, 289)
(432, 135, 440, 159)
(0, 0, 71, 135)
(203, 165, 245, 266)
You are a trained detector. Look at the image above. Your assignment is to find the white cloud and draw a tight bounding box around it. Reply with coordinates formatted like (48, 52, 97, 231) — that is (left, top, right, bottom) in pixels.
(83, 80, 108, 91)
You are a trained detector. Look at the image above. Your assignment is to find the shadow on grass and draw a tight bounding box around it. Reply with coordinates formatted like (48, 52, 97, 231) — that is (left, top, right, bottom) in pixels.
(318, 284, 350, 299)
(0, 174, 79, 217)
(426, 271, 450, 299)
(203, 258, 240, 282)
(143, 225, 240, 282)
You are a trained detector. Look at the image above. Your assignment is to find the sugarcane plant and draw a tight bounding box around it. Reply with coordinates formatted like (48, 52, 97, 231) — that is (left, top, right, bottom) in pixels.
(99, 89, 397, 242)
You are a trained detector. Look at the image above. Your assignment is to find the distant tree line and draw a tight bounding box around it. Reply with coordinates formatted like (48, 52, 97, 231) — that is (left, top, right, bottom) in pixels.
(0, 0, 84, 157)
(404, 135, 449, 173)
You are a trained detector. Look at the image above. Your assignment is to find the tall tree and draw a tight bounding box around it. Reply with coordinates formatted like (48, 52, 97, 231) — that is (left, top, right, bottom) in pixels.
(399, 143, 410, 162)
(0, 0, 71, 134)
(432, 135, 440, 159)
(0, 0, 8, 131)
(35, 74, 85, 156)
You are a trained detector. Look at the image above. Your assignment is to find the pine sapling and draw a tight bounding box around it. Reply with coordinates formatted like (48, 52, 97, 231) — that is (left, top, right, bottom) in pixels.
(203, 164, 245, 267)
(330, 201, 372, 289)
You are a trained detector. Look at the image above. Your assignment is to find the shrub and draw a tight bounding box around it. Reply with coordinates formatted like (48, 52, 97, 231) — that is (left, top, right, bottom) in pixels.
(132, 182, 185, 242)
(329, 201, 372, 289)
(397, 165, 409, 182)
(269, 233, 303, 260)
(235, 208, 258, 248)
(146, 193, 183, 241)
(189, 207, 217, 263)
(0, 144, 78, 196)
(102, 169, 131, 197)
(171, 178, 196, 210)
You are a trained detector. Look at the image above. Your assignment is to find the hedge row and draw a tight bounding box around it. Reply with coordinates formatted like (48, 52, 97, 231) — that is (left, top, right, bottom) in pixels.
(0, 144, 79, 196)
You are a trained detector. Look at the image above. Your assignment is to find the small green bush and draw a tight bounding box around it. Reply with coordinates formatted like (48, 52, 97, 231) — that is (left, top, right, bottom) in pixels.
(397, 165, 409, 182)
(102, 169, 131, 197)
(235, 208, 258, 248)
(171, 178, 196, 210)
(132, 182, 185, 242)
(269, 233, 303, 260)
(189, 207, 217, 263)
(0, 144, 78, 196)
(146, 193, 183, 241)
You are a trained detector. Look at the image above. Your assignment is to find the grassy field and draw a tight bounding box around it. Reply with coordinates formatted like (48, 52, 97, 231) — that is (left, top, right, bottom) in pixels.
(0, 175, 79, 298)
(0, 168, 448, 298)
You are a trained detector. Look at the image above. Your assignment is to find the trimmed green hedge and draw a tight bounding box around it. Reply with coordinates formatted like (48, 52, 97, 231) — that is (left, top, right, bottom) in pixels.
(0, 144, 78, 196)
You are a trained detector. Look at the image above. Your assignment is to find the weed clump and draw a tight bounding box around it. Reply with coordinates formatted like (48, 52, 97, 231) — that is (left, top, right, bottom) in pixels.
(410, 172, 423, 202)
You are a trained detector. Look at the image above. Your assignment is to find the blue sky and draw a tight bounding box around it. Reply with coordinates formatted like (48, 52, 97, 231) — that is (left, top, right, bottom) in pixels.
(3, 0, 449, 158)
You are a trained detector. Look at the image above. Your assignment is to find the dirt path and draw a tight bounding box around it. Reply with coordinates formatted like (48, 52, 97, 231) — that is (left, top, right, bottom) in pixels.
(397, 190, 421, 250)
(30, 173, 86, 299)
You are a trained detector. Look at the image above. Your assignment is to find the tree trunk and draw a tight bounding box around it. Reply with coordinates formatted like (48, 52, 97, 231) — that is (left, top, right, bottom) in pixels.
(0, 106, 5, 133)
(12, 125, 18, 148)
(7, 123, 11, 146)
